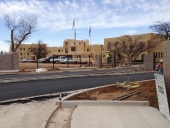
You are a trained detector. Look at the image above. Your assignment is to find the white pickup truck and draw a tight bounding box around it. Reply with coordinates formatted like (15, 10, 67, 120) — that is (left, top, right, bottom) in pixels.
(60, 58, 78, 64)
(50, 56, 67, 63)
(50, 56, 78, 64)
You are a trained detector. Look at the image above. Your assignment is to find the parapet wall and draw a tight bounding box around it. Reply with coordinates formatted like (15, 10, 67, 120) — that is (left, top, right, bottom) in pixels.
(0, 52, 19, 70)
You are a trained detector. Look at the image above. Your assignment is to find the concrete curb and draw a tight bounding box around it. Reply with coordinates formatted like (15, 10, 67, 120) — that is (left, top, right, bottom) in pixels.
(0, 71, 156, 84)
(0, 91, 74, 105)
(57, 101, 150, 107)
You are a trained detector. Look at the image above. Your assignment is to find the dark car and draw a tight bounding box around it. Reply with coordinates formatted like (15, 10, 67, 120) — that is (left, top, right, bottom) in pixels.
(45, 56, 57, 63)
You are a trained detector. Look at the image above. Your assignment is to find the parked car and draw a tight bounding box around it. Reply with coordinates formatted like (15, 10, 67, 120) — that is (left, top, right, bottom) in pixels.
(60, 58, 78, 64)
(49, 56, 67, 63)
(22, 58, 34, 63)
(45, 56, 58, 63)
(38, 58, 46, 63)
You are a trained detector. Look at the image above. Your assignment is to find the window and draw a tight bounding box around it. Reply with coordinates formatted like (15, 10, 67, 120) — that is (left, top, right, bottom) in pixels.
(58, 49, 60, 52)
(65, 42, 68, 46)
(20, 53, 22, 55)
(161, 52, 163, 58)
(28, 48, 30, 50)
(103, 55, 105, 57)
(23, 48, 25, 50)
(87, 48, 89, 52)
(20, 48, 22, 50)
(74, 42, 76, 45)
(49, 51, 51, 53)
(79, 42, 81, 45)
(27, 53, 29, 55)
(155, 52, 157, 58)
(71, 47, 76, 51)
(62, 50, 63, 52)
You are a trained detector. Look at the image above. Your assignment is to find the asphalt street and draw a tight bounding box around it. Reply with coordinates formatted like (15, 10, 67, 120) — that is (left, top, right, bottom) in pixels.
(0, 72, 154, 101)
(0, 67, 138, 79)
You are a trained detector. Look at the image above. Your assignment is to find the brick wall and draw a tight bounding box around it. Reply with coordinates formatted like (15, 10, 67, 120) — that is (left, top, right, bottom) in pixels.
(164, 41, 170, 106)
(143, 55, 155, 70)
(0, 52, 19, 70)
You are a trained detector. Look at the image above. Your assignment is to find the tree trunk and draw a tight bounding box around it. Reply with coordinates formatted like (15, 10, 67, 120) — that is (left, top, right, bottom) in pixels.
(11, 30, 15, 52)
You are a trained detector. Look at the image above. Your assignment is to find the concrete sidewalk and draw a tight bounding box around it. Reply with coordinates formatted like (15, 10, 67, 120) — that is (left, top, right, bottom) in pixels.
(71, 105, 170, 128)
(0, 98, 59, 128)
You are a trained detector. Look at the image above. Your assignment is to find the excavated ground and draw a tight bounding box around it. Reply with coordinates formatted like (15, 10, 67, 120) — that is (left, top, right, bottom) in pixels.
(68, 80, 158, 109)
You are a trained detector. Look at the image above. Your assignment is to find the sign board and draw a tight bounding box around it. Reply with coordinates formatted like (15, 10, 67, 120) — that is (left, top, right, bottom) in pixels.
(154, 73, 170, 120)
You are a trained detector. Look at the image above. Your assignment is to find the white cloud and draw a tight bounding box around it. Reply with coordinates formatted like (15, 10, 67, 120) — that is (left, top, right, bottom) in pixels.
(0, 42, 10, 52)
(0, 0, 169, 31)
(126, 30, 138, 35)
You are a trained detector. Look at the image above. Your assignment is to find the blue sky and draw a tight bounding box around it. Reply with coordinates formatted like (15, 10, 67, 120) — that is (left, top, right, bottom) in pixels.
(0, 0, 170, 52)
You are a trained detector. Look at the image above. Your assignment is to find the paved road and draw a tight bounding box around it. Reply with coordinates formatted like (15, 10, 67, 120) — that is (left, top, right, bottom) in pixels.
(0, 67, 138, 79)
(0, 72, 154, 101)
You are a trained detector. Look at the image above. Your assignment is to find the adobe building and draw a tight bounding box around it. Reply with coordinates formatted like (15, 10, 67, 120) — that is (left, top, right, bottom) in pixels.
(8, 33, 164, 63)
(9, 43, 46, 60)
(9, 39, 104, 61)
(47, 39, 104, 60)
(103, 33, 165, 63)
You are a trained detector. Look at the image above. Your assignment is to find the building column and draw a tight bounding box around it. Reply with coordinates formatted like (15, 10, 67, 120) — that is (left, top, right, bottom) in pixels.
(96, 55, 102, 68)
(12, 52, 19, 70)
(163, 41, 170, 107)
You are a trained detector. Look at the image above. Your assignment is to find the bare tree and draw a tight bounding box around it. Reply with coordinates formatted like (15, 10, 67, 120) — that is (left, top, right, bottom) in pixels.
(108, 35, 160, 64)
(28, 40, 48, 59)
(4, 14, 37, 52)
(149, 21, 170, 40)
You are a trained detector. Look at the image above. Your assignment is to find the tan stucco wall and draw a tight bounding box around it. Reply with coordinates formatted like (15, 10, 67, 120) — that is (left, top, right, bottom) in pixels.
(9, 33, 164, 62)
(103, 33, 165, 62)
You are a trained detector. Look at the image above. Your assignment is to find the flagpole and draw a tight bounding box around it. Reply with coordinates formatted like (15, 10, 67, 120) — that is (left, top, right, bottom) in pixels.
(75, 29, 76, 58)
(74, 18, 76, 58)
(90, 30, 91, 55)
(73, 18, 76, 58)
(89, 26, 92, 67)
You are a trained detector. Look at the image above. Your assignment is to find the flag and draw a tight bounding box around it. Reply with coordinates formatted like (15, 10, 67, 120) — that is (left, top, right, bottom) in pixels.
(89, 26, 91, 37)
(72, 19, 75, 29)
(74, 29, 76, 39)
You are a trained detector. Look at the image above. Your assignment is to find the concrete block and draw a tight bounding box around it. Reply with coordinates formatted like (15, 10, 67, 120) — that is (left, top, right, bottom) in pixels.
(164, 41, 170, 49)
(12, 52, 19, 70)
(143, 55, 154, 70)
(164, 56, 170, 64)
(166, 49, 170, 57)
(96, 55, 102, 68)
(164, 71, 170, 80)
